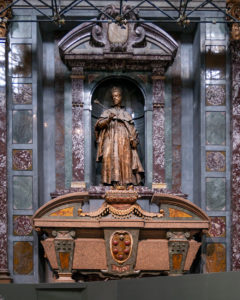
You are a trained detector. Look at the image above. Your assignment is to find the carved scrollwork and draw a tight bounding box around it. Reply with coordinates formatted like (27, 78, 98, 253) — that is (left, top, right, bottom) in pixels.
(91, 4, 146, 52)
(0, 0, 12, 38)
(227, 0, 240, 40)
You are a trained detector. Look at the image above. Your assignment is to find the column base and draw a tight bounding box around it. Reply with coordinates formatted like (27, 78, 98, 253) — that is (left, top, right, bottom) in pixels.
(55, 273, 75, 283)
(0, 270, 12, 283)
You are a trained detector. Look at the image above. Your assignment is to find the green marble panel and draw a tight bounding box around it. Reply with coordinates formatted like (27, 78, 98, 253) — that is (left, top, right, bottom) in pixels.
(206, 19, 226, 40)
(206, 112, 225, 145)
(12, 110, 32, 144)
(11, 44, 32, 78)
(206, 177, 226, 211)
(13, 176, 32, 210)
(11, 16, 32, 38)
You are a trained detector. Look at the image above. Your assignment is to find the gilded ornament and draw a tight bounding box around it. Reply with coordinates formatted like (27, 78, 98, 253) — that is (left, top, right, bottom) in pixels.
(0, 1, 12, 38)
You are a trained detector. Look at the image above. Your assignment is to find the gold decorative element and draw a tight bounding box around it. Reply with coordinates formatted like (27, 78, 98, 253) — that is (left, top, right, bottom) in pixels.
(105, 189, 138, 204)
(169, 208, 192, 218)
(0, 1, 12, 38)
(152, 182, 167, 189)
(110, 231, 133, 264)
(71, 181, 86, 188)
(227, 0, 240, 40)
(79, 202, 164, 219)
(50, 207, 74, 217)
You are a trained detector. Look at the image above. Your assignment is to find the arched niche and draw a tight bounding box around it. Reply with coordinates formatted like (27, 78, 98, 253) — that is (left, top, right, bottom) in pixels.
(91, 77, 145, 185)
(58, 4, 178, 188)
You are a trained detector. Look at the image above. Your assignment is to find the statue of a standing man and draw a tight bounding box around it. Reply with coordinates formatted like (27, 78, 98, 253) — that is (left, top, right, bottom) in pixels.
(95, 86, 144, 186)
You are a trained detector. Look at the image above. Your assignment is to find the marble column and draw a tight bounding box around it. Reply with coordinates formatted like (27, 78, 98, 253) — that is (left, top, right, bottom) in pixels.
(71, 66, 85, 187)
(231, 40, 240, 271)
(152, 69, 166, 187)
(0, 38, 11, 282)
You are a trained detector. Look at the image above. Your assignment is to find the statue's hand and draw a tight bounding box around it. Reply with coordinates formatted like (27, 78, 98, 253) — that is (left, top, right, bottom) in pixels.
(108, 112, 116, 121)
(130, 139, 137, 149)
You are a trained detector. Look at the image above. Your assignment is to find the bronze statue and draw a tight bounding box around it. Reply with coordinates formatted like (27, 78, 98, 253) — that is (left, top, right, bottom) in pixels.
(95, 86, 144, 186)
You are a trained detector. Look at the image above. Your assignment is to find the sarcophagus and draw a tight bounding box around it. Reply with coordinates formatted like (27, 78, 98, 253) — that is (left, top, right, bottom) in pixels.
(32, 189, 209, 281)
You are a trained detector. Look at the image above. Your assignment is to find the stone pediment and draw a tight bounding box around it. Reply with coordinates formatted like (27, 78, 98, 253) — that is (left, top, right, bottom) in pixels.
(58, 5, 178, 71)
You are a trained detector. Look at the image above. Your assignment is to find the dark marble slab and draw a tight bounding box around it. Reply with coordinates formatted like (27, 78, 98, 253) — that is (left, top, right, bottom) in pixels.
(205, 46, 226, 80)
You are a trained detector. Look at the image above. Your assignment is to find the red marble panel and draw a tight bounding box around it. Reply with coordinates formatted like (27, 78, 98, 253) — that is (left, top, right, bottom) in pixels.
(171, 42, 182, 192)
(13, 215, 32, 236)
(152, 77, 165, 183)
(72, 67, 85, 182)
(55, 38, 66, 188)
(206, 151, 226, 172)
(231, 41, 240, 270)
(207, 216, 226, 238)
(12, 149, 33, 171)
(0, 43, 7, 271)
(206, 85, 225, 106)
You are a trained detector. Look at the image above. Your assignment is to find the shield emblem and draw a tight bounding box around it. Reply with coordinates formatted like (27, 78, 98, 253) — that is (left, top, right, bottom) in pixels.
(108, 23, 129, 44)
(110, 231, 132, 264)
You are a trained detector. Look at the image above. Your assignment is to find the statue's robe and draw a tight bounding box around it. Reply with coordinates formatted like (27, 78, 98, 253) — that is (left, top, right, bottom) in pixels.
(95, 106, 144, 185)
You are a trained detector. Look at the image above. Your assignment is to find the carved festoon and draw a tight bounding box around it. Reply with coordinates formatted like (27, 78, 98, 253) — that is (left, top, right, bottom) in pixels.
(0, 1, 12, 38)
(227, 0, 240, 40)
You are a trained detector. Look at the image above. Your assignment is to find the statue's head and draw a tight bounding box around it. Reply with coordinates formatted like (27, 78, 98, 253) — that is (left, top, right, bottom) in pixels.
(111, 86, 122, 106)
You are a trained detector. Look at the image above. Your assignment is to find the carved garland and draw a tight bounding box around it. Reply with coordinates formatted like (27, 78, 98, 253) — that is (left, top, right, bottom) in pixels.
(227, 0, 240, 40)
(78, 203, 164, 220)
(0, 1, 12, 38)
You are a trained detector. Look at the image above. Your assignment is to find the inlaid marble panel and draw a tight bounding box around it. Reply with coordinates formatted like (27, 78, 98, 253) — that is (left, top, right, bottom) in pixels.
(11, 16, 32, 39)
(206, 112, 226, 145)
(206, 151, 226, 172)
(13, 241, 33, 275)
(12, 150, 33, 171)
(206, 177, 226, 211)
(206, 85, 225, 106)
(12, 110, 32, 144)
(13, 176, 32, 210)
(205, 243, 226, 273)
(12, 83, 32, 105)
(13, 215, 32, 236)
(205, 46, 226, 80)
(207, 216, 226, 238)
(10, 44, 32, 78)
